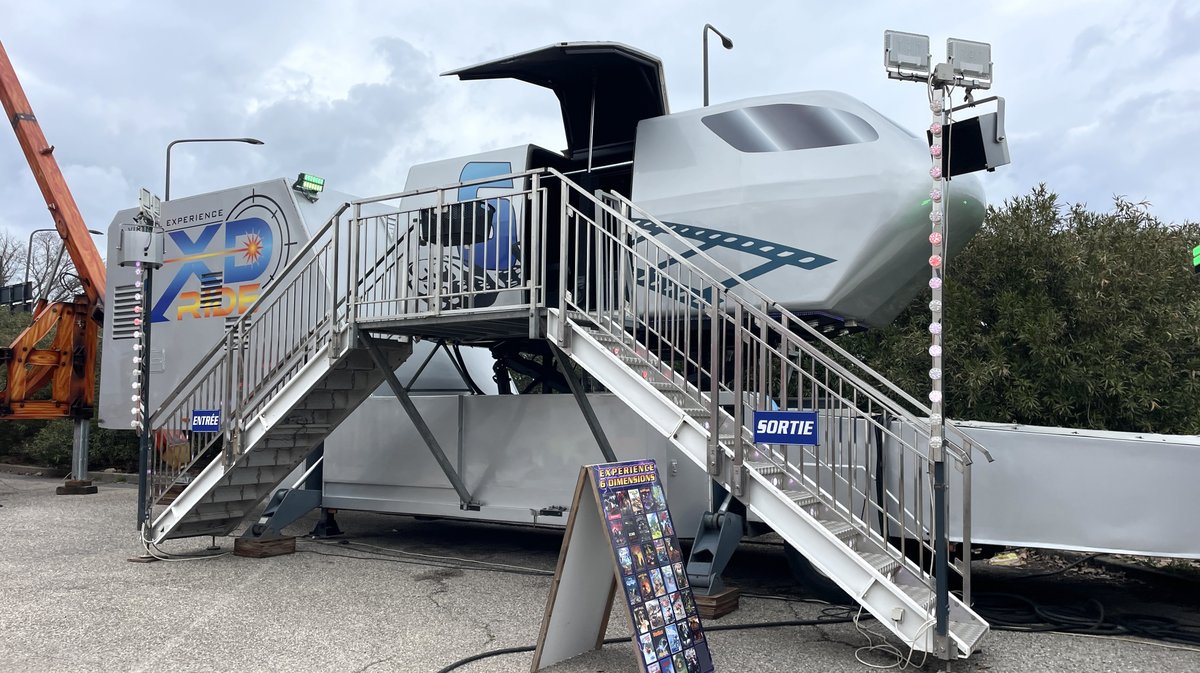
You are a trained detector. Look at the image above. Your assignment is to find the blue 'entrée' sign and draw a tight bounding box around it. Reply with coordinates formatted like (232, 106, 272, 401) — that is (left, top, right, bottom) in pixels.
(191, 409, 221, 432)
(753, 410, 819, 445)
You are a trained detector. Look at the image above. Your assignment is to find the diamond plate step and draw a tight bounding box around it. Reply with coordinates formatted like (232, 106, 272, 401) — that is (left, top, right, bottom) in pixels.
(780, 489, 821, 508)
(950, 620, 989, 655)
(819, 518, 859, 541)
(897, 582, 935, 610)
(746, 460, 786, 476)
(860, 551, 901, 577)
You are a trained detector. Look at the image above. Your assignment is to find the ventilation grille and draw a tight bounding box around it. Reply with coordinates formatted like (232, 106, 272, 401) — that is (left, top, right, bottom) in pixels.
(110, 283, 141, 341)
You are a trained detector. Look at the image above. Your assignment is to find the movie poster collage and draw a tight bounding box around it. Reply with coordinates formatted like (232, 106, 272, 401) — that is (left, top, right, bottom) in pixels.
(600, 472, 716, 672)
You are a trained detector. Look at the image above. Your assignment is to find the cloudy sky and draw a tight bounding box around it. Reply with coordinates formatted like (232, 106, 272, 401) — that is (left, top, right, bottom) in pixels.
(2, 0, 1196, 255)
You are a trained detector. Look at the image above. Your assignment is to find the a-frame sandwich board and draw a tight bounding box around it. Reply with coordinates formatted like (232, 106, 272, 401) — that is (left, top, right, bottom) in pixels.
(532, 460, 715, 673)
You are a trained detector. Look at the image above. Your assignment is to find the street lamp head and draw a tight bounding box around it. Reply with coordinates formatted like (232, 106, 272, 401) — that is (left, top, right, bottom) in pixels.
(240, 138, 265, 145)
(87, 229, 104, 235)
(720, 36, 733, 49)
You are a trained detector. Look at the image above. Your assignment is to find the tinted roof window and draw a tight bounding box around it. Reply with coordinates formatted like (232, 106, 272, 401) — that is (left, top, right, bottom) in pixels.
(702, 104, 879, 152)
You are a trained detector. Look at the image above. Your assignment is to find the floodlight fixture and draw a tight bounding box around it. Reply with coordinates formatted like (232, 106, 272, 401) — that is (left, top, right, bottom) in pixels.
(884, 30, 931, 81)
(947, 38, 992, 89)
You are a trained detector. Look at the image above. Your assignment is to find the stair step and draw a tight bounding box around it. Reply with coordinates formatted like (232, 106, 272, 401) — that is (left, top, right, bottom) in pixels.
(681, 406, 710, 418)
(819, 519, 859, 541)
(950, 620, 989, 654)
(860, 552, 901, 577)
(897, 582, 935, 611)
(780, 490, 821, 508)
(746, 460, 786, 476)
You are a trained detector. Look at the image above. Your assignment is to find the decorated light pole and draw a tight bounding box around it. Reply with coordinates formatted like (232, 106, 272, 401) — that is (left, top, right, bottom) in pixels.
(885, 30, 1008, 660)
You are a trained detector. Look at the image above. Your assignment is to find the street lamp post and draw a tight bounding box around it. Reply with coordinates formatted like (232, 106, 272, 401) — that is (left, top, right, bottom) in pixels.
(164, 137, 264, 201)
(702, 24, 734, 107)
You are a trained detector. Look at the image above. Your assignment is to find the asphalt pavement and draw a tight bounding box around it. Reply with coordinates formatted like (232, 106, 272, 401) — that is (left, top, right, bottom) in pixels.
(1, 473, 1198, 672)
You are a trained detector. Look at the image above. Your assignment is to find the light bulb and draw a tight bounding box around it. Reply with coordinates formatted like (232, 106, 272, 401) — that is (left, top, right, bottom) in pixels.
(929, 322, 942, 335)
(929, 232, 942, 245)
(134, 261, 142, 269)
(929, 368, 942, 380)
(930, 122, 942, 137)
(929, 300, 942, 312)
(930, 189, 942, 202)
(929, 413, 943, 425)
(130, 420, 140, 428)
(132, 356, 141, 364)
(929, 435, 944, 449)
(133, 318, 142, 327)
(929, 277, 942, 289)
(131, 381, 140, 389)
(132, 343, 142, 352)
(930, 145, 942, 158)
(929, 344, 942, 357)
(929, 390, 943, 403)
(930, 166, 942, 180)
(131, 394, 140, 403)
(931, 98, 943, 113)
(134, 293, 142, 302)
(134, 280, 142, 289)
(929, 255, 942, 268)
(930, 210, 942, 223)
(133, 306, 142, 314)
(130, 407, 140, 415)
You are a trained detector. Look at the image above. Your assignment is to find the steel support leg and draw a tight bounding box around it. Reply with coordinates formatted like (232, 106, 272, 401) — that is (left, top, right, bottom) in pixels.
(57, 419, 97, 495)
(549, 342, 617, 463)
(248, 444, 328, 538)
(360, 332, 479, 510)
(685, 485, 745, 595)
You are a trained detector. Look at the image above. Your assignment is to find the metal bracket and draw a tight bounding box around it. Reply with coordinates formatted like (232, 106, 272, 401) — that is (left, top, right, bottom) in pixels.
(11, 112, 34, 127)
(360, 331, 480, 510)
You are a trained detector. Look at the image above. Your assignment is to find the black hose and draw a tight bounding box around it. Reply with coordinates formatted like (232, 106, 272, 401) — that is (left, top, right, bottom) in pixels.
(433, 616, 856, 673)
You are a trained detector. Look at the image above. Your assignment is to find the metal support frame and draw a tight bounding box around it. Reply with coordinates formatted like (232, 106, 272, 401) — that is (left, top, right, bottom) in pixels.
(549, 342, 617, 463)
(360, 331, 479, 510)
(247, 443, 328, 538)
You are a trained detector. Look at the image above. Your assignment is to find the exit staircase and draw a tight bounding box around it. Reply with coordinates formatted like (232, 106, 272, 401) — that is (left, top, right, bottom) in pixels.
(145, 168, 990, 659)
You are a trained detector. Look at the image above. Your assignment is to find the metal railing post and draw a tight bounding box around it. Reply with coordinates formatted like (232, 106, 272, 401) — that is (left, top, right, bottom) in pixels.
(328, 212, 341, 361)
(349, 203, 362, 334)
(557, 180, 569, 343)
(731, 302, 745, 498)
(707, 300, 722, 477)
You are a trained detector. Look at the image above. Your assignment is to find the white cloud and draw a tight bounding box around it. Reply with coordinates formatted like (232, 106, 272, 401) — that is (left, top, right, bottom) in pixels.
(0, 0, 1196, 260)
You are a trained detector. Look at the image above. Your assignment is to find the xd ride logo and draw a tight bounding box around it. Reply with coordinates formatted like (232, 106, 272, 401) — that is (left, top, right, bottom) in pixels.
(151, 193, 293, 323)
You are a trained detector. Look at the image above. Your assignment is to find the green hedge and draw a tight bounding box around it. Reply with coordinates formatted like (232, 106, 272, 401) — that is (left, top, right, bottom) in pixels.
(842, 186, 1200, 433)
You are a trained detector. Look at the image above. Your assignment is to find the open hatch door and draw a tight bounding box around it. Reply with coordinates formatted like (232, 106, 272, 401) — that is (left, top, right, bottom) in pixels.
(444, 42, 668, 166)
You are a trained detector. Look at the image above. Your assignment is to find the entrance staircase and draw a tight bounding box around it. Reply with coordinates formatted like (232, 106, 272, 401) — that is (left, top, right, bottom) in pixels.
(145, 169, 990, 658)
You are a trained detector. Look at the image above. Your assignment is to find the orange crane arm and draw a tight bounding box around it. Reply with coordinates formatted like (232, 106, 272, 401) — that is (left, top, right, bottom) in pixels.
(0, 39, 106, 308)
(0, 39, 103, 420)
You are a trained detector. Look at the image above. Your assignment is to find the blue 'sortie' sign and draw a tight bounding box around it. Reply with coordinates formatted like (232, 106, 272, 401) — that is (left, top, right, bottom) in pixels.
(753, 410, 819, 445)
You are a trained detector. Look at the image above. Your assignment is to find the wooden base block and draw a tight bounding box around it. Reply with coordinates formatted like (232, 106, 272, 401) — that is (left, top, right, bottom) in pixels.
(56, 480, 98, 495)
(234, 536, 296, 558)
(694, 587, 740, 620)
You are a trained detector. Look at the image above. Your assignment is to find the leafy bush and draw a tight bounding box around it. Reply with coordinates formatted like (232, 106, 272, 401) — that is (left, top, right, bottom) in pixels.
(843, 186, 1200, 433)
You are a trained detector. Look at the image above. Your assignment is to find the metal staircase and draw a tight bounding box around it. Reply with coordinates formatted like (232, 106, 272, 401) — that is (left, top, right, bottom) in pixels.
(144, 168, 990, 659)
